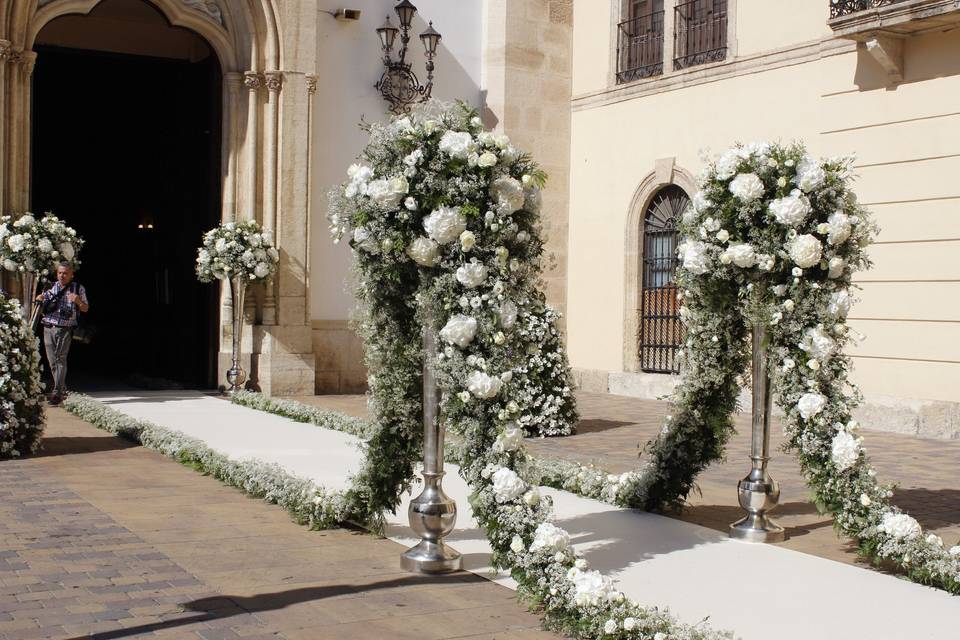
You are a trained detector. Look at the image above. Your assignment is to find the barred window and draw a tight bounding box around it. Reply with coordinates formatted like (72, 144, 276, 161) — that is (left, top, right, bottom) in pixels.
(616, 0, 665, 83)
(639, 185, 688, 374)
(673, 0, 728, 70)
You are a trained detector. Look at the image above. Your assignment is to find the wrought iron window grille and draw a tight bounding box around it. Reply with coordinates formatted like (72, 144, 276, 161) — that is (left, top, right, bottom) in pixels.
(673, 0, 728, 71)
(830, 0, 908, 19)
(616, 10, 665, 83)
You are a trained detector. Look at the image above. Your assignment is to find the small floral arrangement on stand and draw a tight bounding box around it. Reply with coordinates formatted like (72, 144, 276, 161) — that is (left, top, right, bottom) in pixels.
(0, 294, 45, 458)
(195, 219, 279, 283)
(0, 212, 83, 276)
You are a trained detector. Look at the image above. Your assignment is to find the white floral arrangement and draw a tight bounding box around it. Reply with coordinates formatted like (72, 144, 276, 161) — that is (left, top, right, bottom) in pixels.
(0, 212, 83, 276)
(327, 103, 728, 640)
(663, 141, 958, 594)
(0, 295, 45, 458)
(195, 220, 279, 283)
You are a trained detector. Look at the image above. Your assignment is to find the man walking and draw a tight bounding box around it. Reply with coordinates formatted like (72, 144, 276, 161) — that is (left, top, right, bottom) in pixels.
(37, 262, 89, 405)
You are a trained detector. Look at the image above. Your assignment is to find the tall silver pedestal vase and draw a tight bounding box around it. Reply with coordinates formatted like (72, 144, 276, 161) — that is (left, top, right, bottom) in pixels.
(225, 275, 247, 395)
(730, 320, 786, 543)
(401, 322, 462, 574)
(19, 271, 37, 323)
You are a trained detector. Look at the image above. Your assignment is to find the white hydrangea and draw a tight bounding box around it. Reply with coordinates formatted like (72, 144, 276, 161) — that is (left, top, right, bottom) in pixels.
(693, 191, 713, 213)
(827, 290, 853, 318)
(797, 393, 827, 420)
(826, 211, 852, 245)
(768, 190, 811, 227)
(789, 234, 823, 268)
(489, 176, 525, 215)
(253, 263, 271, 279)
(455, 262, 489, 288)
(423, 206, 467, 244)
(439, 314, 478, 348)
(831, 431, 860, 471)
(477, 151, 498, 167)
(491, 467, 526, 503)
(529, 522, 571, 554)
(728, 173, 765, 202)
(678, 240, 710, 275)
(795, 157, 826, 192)
(366, 176, 408, 209)
(438, 130, 477, 159)
(7, 235, 25, 252)
(567, 567, 613, 607)
(37, 238, 53, 253)
(801, 326, 836, 360)
(406, 237, 439, 266)
(721, 243, 757, 268)
(878, 512, 922, 541)
(715, 149, 740, 180)
(467, 370, 502, 399)
(828, 256, 846, 279)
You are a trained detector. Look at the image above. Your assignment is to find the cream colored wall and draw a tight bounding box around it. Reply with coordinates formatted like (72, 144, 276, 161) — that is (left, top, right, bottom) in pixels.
(734, 0, 830, 56)
(568, 14, 960, 404)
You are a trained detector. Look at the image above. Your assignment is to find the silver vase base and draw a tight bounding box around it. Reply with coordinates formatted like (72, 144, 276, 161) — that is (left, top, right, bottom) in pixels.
(730, 514, 786, 543)
(400, 540, 462, 574)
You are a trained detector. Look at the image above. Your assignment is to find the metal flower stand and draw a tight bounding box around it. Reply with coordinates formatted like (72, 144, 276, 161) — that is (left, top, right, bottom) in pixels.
(730, 321, 786, 543)
(19, 271, 37, 322)
(401, 324, 462, 573)
(225, 275, 247, 394)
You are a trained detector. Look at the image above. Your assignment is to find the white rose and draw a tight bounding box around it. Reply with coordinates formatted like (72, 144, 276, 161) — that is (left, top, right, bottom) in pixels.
(860, 494, 872, 507)
(768, 190, 811, 226)
(831, 431, 860, 471)
(926, 534, 944, 548)
(489, 176, 525, 215)
(878, 512, 921, 541)
(715, 149, 740, 180)
(523, 489, 540, 506)
(722, 243, 757, 268)
(826, 211, 852, 245)
(456, 262, 489, 289)
(404, 196, 418, 211)
(623, 618, 637, 632)
(438, 130, 476, 159)
(795, 157, 826, 192)
(3, 258, 16, 271)
(423, 207, 467, 245)
(716, 229, 730, 242)
(498, 301, 518, 329)
(477, 151, 498, 167)
(406, 237, 439, 267)
(828, 256, 846, 279)
(459, 230, 476, 252)
(789, 234, 823, 268)
(467, 370, 502, 399)
(678, 240, 710, 275)
(693, 190, 713, 213)
(491, 467, 526, 503)
(797, 393, 827, 420)
(7, 234, 25, 252)
(253, 263, 271, 279)
(57, 242, 74, 260)
(366, 176, 407, 209)
(510, 535, 525, 554)
(403, 148, 423, 167)
(827, 290, 853, 318)
(728, 173, 765, 202)
(493, 425, 524, 453)
(570, 569, 612, 607)
(603, 620, 617, 635)
(439, 314, 478, 348)
(530, 522, 570, 554)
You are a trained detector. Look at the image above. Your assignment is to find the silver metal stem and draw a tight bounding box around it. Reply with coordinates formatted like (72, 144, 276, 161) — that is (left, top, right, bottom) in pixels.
(401, 319, 462, 573)
(730, 320, 786, 542)
(226, 275, 247, 394)
(19, 271, 36, 322)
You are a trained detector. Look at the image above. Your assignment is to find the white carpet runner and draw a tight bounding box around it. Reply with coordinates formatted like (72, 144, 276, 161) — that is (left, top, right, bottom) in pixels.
(95, 391, 959, 640)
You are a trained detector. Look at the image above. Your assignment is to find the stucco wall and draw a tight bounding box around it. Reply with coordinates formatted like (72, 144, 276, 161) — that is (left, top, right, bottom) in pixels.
(569, 1, 960, 407)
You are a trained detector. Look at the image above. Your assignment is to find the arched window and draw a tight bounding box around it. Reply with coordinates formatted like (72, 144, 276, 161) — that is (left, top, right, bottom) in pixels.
(639, 185, 688, 373)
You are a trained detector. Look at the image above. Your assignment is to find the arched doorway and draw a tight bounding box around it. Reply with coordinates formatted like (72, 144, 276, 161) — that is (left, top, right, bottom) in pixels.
(30, 0, 221, 388)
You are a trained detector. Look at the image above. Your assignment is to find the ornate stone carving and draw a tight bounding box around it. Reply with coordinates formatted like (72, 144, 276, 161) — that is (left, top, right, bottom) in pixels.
(20, 51, 37, 75)
(0, 40, 11, 60)
(306, 74, 318, 96)
(182, 0, 224, 27)
(264, 71, 283, 93)
(243, 71, 264, 91)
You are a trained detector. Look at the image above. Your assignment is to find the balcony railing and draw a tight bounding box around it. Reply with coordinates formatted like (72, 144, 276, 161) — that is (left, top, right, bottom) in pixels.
(616, 10, 665, 83)
(830, 0, 906, 19)
(673, 0, 727, 70)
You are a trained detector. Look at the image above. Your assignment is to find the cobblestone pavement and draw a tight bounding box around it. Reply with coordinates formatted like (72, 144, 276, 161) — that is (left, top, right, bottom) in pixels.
(295, 392, 960, 568)
(0, 409, 561, 640)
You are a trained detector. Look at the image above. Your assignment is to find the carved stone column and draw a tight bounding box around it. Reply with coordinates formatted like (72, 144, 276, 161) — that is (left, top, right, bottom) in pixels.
(0, 40, 10, 215)
(222, 72, 244, 223)
(261, 70, 282, 326)
(18, 51, 37, 212)
(242, 71, 263, 222)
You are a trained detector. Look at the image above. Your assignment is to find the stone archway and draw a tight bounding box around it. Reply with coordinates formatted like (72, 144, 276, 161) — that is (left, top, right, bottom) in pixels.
(622, 158, 697, 373)
(1, 0, 318, 394)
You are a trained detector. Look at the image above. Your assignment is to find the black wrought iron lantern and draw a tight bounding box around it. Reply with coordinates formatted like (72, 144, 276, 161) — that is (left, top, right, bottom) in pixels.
(374, 1, 442, 114)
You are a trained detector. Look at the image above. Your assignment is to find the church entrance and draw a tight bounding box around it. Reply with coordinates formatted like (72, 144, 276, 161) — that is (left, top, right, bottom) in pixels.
(30, 0, 222, 389)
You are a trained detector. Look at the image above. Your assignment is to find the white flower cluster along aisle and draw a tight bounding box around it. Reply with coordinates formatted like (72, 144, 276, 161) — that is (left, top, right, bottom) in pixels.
(328, 103, 733, 639)
(672, 142, 959, 594)
(0, 295, 44, 458)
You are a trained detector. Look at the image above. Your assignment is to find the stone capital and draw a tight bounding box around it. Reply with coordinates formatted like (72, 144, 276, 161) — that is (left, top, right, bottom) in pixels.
(20, 50, 37, 75)
(243, 71, 264, 91)
(264, 70, 283, 93)
(305, 74, 318, 96)
(0, 40, 11, 60)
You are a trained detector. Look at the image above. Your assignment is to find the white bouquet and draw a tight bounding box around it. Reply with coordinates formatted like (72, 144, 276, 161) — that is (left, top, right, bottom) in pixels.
(195, 220, 279, 283)
(0, 212, 84, 276)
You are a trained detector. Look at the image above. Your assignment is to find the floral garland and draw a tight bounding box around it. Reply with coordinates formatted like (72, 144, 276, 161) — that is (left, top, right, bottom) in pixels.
(328, 103, 729, 640)
(0, 212, 83, 276)
(653, 142, 959, 593)
(195, 220, 279, 283)
(0, 295, 45, 459)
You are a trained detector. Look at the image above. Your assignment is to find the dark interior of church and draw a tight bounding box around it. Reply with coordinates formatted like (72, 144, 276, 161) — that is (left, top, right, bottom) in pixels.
(30, 43, 222, 389)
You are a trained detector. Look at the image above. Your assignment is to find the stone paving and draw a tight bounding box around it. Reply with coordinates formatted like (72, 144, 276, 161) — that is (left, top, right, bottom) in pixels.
(0, 409, 561, 640)
(295, 392, 960, 569)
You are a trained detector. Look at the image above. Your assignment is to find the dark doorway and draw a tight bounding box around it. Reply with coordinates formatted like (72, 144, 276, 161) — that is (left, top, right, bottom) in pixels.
(30, 45, 222, 389)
